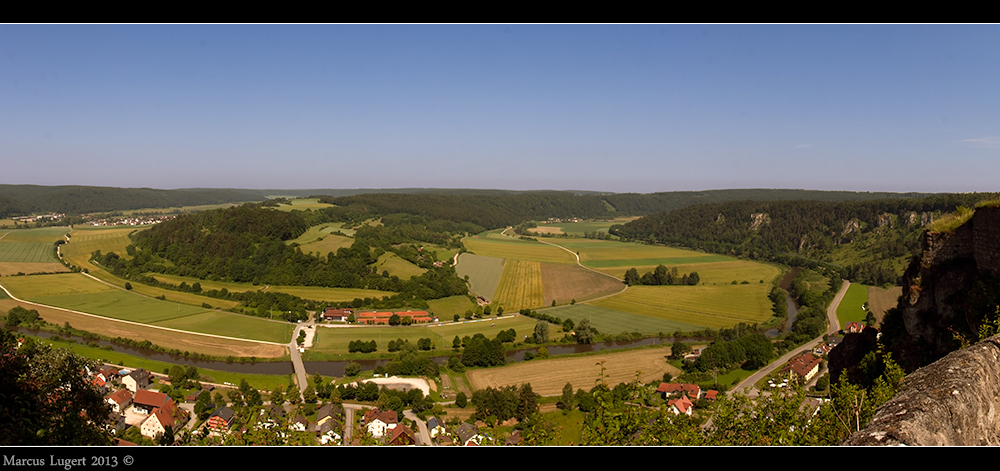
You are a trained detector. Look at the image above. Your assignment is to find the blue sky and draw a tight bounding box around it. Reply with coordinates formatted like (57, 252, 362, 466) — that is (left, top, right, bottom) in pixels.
(1, 25, 998, 194)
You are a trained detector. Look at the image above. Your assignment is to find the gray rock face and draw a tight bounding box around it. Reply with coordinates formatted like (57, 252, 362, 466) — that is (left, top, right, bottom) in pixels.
(845, 335, 1000, 446)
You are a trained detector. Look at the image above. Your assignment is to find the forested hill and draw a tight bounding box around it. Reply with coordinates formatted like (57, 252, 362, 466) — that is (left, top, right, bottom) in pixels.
(314, 189, 935, 229)
(613, 193, 1000, 284)
(0, 184, 938, 220)
(0, 185, 260, 218)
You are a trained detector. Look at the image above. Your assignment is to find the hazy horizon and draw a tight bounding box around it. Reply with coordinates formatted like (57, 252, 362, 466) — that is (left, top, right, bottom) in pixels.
(3, 25, 999, 194)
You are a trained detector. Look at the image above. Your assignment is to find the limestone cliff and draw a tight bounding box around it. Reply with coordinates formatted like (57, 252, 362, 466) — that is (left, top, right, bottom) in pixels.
(881, 205, 1000, 372)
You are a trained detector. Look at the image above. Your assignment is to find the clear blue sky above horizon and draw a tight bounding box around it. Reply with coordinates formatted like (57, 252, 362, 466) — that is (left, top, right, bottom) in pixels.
(2, 24, 998, 194)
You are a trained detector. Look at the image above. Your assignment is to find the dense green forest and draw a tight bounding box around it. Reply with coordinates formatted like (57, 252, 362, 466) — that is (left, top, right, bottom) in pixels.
(613, 193, 1000, 285)
(92, 204, 469, 311)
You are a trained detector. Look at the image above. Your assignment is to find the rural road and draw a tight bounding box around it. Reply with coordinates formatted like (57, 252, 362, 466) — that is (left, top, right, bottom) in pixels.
(731, 279, 851, 396)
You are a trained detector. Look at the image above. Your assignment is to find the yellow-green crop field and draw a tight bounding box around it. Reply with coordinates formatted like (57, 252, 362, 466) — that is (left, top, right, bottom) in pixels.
(0, 273, 292, 343)
(543, 303, 703, 334)
(588, 284, 774, 329)
(493, 260, 544, 311)
(463, 235, 576, 264)
(61, 226, 136, 270)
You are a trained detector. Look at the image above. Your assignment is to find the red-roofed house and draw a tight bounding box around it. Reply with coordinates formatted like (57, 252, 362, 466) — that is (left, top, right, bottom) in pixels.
(656, 383, 701, 399)
(322, 308, 353, 322)
(105, 389, 133, 413)
(668, 395, 695, 416)
(845, 322, 864, 334)
(363, 409, 398, 438)
(782, 352, 822, 383)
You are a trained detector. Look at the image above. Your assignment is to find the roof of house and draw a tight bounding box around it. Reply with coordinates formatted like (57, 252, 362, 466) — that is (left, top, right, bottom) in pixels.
(364, 409, 398, 425)
(210, 406, 235, 422)
(133, 390, 170, 408)
(105, 389, 133, 406)
(656, 382, 700, 396)
(389, 424, 415, 445)
(785, 352, 822, 378)
(669, 395, 695, 414)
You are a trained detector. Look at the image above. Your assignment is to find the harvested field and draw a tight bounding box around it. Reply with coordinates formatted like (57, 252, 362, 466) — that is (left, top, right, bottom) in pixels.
(868, 285, 902, 324)
(543, 304, 703, 334)
(589, 284, 773, 329)
(493, 260, 544, 311)
(455, 253, 505, 301)
(0, 299, 287, 358)
(540, 263, 623, 306)
(466, 348, 681, 396)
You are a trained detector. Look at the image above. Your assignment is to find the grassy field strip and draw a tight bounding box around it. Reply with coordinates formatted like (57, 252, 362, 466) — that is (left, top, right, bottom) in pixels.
(543, 304, 703, 334)
(454, 253, 505, 301)
(373, 252, 426, 279)
(836, 283, 870, 329)
(144, 272, 397, 302)
(466, 348, 681, 396)
(0, 279, 290, 346)
(1, 273, 292, 344)
(583, 255, 735, 268)
(493, 260, 544, 311)
(0, 241, 59, 263)
(0, 227, 71, 243)
(0, 299, 286, 358)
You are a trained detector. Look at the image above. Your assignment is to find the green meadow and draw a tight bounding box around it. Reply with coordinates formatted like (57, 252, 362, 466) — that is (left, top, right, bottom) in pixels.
(144, 273, 397, 303)
(589, 284, 774, 330)
(542, 303, 704, 334)
(373, 252, 426, 279)
(836, 283, 870, 329)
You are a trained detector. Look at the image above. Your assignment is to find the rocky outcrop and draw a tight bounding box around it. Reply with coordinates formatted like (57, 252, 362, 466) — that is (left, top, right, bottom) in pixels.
(846, 205, 1000, 445)
(845, 334, 1000, 446)
(887, 206, 1000, 371)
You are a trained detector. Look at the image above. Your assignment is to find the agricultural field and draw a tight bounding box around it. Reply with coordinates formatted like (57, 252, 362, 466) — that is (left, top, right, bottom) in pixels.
(531, 218, 635, 237)
(60, 226, 137, 270)
(463, 234, 576, 264)
(0, 273, 292, 344)
(867, 285, 902, 325)
(373, 252, 426, 279)
(144, 273, 396, 303)
(542, 304, 703, 334)
(493, 260, 544, 311)
(0, 228, 70, 275)
(426, 295, 477, 319)
(273, 198, 334, 212)
(588, 284, 774, 330)
(540, 263, 623, 306)
(454, 253, 505, 301)
(466, 348, 680, 396)
(0, 299, 286, 358)
(836, 283, 870, 329)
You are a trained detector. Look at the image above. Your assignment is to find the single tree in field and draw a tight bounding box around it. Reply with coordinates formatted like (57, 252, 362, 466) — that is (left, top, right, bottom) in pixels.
(559, 382, 576, 413)
(533, 322, 550, 344)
